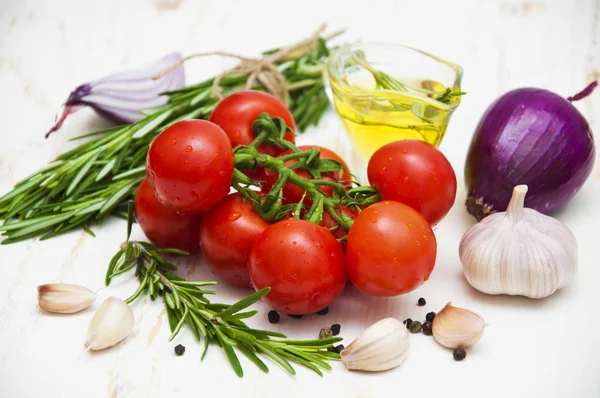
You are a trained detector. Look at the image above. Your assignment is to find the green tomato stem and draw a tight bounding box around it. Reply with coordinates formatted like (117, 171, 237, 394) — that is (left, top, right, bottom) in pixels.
(277, 151, 313, 162)
(325, 204, 354, 230)
(248, 131, 268, 149)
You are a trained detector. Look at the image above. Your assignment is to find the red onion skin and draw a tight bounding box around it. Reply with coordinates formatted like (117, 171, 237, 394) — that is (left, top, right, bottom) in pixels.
(465, 87, 595, 220)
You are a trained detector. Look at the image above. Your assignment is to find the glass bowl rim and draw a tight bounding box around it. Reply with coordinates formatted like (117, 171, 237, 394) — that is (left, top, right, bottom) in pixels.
(326, 42, 464, 110)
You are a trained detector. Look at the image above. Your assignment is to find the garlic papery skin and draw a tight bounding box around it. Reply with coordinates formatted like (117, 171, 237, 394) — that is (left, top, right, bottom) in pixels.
(37, 283, 97, 314)
(340, 317, 409, 372)
(85, 297, 134, 351)
(459, 185, 578, 299)
(432, 302, 486, 349)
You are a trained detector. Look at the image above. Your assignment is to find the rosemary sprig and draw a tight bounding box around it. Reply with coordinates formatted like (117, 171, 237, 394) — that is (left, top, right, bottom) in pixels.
(105, 207, 342, 377)
(351, 53, 465, 105)
(433, 87, 467, 104)
(0, 37, 334, 244)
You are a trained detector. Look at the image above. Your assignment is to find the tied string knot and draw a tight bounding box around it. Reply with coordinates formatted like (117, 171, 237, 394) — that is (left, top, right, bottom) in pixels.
(153, 24, 342, 106)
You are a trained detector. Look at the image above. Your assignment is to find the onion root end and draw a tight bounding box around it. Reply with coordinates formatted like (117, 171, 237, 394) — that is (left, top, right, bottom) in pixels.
(465, 195, 495, 221)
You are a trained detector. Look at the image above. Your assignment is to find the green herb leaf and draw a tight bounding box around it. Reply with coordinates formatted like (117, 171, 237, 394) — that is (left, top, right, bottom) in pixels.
(221, 341, 244, 378)
(168, 306, 189, 341)
(237, 343, 269, 373)
(257, 344, 296, 376)
(216, 288, 270, 319)
(126, 200, 134, 242)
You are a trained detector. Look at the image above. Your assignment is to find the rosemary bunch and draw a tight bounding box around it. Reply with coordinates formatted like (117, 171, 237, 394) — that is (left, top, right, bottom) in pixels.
(0, 38, 333, 244)
(107, 211, 342, 377)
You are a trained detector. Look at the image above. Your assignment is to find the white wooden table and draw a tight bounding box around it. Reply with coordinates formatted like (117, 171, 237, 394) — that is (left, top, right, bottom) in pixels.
(1, 0, 599, 397)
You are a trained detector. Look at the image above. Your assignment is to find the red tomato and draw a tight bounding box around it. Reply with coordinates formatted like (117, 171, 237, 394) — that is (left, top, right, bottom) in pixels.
(134, 178, 202, 253)
(263, 145, 352, 205)
(367, 140, 457, 225)
(209, 91, 296, 181)
(146, 120, 234, 214)
(248, 219, 347, 314)
(346, 201, 437, 297)
(199, 192, 269, 288)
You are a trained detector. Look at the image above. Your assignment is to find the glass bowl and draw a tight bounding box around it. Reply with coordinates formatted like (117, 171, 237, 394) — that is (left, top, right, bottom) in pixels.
(325, 42, 464, 163)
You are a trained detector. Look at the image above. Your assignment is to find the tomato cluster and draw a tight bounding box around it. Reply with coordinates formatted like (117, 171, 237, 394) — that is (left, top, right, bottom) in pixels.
(134, 90, 457, 314)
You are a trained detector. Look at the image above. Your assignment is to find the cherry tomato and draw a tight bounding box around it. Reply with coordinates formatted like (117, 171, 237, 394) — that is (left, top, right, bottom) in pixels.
(146, 120, 234, 214)
(209, 91, 296, 181)
(134, 178, 202, 253)
(346, 201, 437, 297)
(248, 219, 347, 314)
(263, 145, 352, 205)
(199, 192, 269, 288)
(367, 140, 457, 225)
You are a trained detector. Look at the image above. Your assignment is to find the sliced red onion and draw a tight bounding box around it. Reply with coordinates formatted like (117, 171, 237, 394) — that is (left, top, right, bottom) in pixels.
(46, 52, 185, 138)
(464, 81, 597, 220)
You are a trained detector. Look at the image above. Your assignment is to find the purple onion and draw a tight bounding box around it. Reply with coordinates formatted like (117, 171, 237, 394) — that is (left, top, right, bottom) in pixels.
(465, 82, 597, 220)
(46, 52, 185, 138)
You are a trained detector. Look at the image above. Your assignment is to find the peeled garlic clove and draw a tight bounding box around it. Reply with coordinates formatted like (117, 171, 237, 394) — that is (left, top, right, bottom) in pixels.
(37, 283, 97, 314)
(341, 317, 409, 372)
(85, 297, 134, 351)
(460, 185, 578, 299)
(432, 302, 485, 349)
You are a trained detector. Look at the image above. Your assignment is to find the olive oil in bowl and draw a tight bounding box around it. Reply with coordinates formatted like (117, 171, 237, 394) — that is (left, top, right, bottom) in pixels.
(327, 43, 464, 163)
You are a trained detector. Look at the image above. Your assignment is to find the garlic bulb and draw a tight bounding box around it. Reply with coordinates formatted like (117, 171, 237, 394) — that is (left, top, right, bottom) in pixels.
(340, 317, 409, 372)
(459, 185, 578, 299)
(85, 297, 134, 351)
(432, 302, 486, 349)
(37, 283, 97, 314)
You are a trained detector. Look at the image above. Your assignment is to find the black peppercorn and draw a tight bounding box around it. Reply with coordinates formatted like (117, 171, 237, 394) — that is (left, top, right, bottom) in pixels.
(268, 310, 280, 324)
(174, 344, 185, 356)
(426, 311, 436, 322)
(453, 348, 467, 361)
(418, 297, 426, 306)
(316, 307, 329, 315)
(288, 314, 303, 319)
(403, 318, 413, 329)
(327, 344, 345, 354)
(409, 320, 423, 333)
(422, 321, 433, 335)
(330, 323, 341, 336)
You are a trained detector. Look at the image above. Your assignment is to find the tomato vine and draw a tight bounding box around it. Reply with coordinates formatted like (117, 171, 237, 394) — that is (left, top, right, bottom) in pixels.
(231, 113, 380, 235)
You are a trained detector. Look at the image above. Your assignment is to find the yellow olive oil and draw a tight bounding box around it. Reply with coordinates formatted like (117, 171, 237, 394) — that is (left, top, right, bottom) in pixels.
(330, 69, 458, 163)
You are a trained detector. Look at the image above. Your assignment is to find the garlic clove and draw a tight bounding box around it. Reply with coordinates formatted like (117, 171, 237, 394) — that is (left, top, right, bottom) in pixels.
(85, 297, 134, 351)
(340, 317, 409, 372)
(37, 283, 97, 314)
(459, 185, 578, 299)
(432, 302, 486, 349)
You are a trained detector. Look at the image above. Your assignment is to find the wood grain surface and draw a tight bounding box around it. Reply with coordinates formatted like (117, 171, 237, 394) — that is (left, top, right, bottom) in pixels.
(0, 0, 598, 397)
